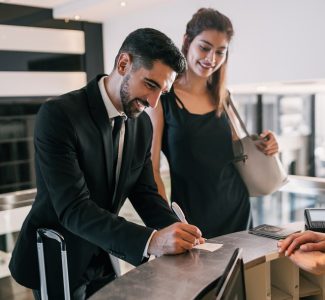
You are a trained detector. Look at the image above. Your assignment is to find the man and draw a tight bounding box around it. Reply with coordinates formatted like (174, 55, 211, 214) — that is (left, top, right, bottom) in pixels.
(9, 28, 203, 299)
(278, 230, 325, 275)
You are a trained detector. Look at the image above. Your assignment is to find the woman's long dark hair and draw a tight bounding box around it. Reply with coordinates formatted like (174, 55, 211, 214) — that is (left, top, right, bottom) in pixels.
(182, 8, 234, 115)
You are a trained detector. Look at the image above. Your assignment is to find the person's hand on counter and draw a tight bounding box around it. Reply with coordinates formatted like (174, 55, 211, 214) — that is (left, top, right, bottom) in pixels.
(285, 249, 325, 275)
(277, 230, 325, 275)
(148, 222, 204, 257)
(278, 230, 325, 256)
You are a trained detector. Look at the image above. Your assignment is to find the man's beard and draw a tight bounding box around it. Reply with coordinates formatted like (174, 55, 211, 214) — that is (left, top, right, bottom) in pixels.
(120, 74, 148, 119)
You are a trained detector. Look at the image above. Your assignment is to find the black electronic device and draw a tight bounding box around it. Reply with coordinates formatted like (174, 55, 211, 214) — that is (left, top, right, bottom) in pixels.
(248, 224, 300, 240)
(194, 248, 246, 300)
(305, 208, 325, 232)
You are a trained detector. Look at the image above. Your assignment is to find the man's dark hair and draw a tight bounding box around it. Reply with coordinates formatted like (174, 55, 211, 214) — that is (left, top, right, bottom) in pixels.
(114, 28, 186, 74)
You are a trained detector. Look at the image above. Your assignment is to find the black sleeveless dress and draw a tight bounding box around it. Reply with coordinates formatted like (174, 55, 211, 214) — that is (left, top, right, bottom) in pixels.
(160, 89, 251, 238)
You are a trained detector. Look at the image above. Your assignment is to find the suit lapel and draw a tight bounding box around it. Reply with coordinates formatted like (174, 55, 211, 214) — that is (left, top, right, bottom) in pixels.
(112, 118, 135, 212)
(86, 75, 114, 202)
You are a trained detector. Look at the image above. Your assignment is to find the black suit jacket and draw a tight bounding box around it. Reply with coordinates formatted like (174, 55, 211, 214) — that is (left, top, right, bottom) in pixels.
(9, 75, 178, 290)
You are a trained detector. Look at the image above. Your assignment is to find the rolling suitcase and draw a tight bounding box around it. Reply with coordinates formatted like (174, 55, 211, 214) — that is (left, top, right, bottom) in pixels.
(36, 228, 71, 300)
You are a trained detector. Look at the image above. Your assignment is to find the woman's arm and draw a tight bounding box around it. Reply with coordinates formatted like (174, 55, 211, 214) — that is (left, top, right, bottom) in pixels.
(147, 101, 169, 202)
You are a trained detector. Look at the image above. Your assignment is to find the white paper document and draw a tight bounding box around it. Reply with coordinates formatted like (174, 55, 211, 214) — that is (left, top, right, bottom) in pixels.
(194, 242, 223, 252)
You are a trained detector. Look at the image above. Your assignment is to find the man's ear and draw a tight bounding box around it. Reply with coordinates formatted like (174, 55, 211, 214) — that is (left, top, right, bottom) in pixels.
(116, 53, 132, 75)
(182, 34, 190, 54)
(183, 34, 188, 44)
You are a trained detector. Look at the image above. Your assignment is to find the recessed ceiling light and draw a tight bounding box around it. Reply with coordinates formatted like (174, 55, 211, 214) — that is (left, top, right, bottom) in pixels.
(120, 1, 127, 7)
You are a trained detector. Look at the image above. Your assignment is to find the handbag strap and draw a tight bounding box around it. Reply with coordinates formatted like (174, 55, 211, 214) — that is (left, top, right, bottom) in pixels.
(223, 93, 249, 162)
(223, 93, 250, 138)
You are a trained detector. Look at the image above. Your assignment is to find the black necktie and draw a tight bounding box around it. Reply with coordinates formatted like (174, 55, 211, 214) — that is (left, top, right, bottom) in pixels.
(112, 116, 123, 187)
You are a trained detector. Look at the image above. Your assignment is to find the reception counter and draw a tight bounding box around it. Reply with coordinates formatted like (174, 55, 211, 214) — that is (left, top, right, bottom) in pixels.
(90, 222, 325, 300)
(0, 189, 35, 279)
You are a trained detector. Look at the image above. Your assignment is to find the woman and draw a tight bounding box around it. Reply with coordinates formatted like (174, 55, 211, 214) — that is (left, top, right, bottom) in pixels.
(148, 8, 278, 238)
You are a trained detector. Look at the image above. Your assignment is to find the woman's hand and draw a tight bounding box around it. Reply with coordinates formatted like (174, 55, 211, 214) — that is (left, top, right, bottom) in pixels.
(255, 130, 278, 156)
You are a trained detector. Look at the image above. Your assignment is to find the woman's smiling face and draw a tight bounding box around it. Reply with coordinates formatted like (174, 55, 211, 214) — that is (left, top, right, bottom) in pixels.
(186, 29, 229, 78)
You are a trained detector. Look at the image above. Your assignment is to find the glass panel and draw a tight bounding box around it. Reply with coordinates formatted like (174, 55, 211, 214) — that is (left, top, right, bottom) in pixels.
(315, 93, 325, 177)
(0, 99, 42, 193)
(251, 175, 325, 226)
(233, 93, 315, 176)
(250, 192, 322, 226)
(231, 94, 258, 134)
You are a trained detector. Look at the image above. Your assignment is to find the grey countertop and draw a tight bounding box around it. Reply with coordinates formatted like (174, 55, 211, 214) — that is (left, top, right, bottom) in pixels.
(90, 223, 304, 300)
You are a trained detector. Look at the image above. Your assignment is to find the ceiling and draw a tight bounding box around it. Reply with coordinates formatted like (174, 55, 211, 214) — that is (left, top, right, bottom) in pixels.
(2, 0, 325, 94)
(0, 0, 167, 22)
(0, 0, 71, 8)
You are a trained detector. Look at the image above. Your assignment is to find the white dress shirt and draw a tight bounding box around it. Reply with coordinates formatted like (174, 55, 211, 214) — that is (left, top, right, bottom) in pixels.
(98, 76, 155, 265)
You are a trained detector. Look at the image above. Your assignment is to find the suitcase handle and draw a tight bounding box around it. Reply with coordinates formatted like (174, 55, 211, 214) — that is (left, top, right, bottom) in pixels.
(36, 228, 71, 300)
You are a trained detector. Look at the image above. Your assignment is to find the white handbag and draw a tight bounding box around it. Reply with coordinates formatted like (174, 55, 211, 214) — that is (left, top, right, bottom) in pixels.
(223, 96, 288, 197)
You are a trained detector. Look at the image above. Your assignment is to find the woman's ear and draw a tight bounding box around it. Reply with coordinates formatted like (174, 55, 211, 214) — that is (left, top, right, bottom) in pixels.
(116, 53, 132, 75)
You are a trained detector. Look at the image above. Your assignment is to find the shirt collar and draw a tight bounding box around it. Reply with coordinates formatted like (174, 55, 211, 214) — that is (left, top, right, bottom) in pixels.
(98, 76, 127, 120)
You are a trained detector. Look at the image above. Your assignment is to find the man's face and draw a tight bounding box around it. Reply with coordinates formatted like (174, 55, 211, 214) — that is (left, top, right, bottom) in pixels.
(119, 60, 176, 119)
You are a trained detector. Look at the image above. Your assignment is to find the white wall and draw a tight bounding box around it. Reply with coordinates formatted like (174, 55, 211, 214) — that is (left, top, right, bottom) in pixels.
(103, 0, 197, 72)
(103, 0, 325, 85)
(0, 24, 86, 96)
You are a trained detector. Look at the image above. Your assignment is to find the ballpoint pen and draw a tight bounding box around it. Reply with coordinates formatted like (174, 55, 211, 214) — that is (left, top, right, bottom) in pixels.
(171, 202, 188, 224)
(172, 202, 207, 243)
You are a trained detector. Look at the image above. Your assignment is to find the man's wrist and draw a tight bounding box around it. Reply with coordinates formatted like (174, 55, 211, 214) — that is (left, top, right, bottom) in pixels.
(143, 230, 157, 258)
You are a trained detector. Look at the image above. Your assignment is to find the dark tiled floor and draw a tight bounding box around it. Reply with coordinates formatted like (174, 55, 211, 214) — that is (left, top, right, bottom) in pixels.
(0, 276, 33, 300)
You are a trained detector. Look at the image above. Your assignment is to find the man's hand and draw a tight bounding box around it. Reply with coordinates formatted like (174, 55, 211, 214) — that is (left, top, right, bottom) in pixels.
(278, 231, 325, 256)
(148, 222, 203, 257)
